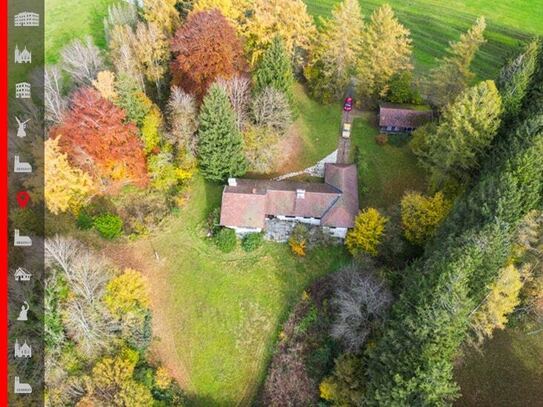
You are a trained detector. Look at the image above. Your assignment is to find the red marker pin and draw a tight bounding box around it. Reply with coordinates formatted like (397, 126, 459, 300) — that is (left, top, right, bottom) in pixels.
(16, 191, 30, 209)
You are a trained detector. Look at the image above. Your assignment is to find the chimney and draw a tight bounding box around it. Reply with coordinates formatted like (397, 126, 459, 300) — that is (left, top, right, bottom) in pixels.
(228, 178, 237, 187)
(296, 189, 305, 199)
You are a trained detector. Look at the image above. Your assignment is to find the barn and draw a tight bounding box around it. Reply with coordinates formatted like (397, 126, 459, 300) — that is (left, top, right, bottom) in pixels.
(379, 103, 433, 134)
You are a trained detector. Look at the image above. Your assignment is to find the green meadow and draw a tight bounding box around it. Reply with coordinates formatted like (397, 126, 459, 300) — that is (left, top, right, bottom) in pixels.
(305, 0, 543, 79)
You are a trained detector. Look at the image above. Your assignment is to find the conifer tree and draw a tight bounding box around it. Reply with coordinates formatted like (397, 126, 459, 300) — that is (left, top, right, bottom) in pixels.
(253, 36, 295, 104)
(497, 38, 540, 122)
(427, 17, 487, 107)
(305, 0, 364, 102)
(363, 81, 543, 406)
(197, 84, 247, 181)
(414, 80, 502, 186)
(356, 4, 412, 100)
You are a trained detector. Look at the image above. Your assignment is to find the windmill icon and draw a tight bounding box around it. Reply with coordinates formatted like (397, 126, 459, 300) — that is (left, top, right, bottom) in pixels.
(15, 117, 29, 138)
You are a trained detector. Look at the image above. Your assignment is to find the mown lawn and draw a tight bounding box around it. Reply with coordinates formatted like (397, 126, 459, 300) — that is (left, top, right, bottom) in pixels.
(292, 83, 343, 168)
(143, 176, 349, 406)
(45, 0, 115, 63)
(350, 113, 427, 209)
(454, 322, 543, 406)
(305, 0, 543, 79)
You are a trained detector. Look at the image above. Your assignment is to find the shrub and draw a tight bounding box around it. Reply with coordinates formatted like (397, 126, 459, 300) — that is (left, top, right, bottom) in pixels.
(116, 188, 170, 235)
(345, 208, 389, 256)
(76, 211, 94, 230)
(241, 232, 263, 252)
(289, 223, 309, 257)
(214, 228, 237, 252)
(375, 134, 388, 145)
(206, 207, 221, 236)
(242, 125, 279, 173)
(93, 213, 123, 239)
(319, 354, 365, 405)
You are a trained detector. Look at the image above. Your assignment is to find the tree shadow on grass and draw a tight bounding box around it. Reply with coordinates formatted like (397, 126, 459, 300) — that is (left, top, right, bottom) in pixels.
(454, 328, 543, 406)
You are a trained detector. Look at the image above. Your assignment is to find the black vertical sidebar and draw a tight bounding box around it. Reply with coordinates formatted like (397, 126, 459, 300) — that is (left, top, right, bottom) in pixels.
(8, 0, 44, 404)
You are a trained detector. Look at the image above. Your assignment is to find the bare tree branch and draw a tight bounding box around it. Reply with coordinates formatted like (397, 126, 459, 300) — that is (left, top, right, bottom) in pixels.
(61, 36, 104, 85)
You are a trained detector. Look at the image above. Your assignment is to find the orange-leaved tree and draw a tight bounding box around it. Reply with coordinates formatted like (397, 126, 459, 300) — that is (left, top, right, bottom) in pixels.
(50, 87, 148, 193)
(170, 9, 247, 100)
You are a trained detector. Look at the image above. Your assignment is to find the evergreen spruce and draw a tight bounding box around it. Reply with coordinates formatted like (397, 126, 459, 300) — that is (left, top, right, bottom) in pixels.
(253, 36, 295, 104)
(197, 84, 247, 182)
(497, 39, 540, 122)
(363, 67, 543, 406)
(414, 80, 502, 187)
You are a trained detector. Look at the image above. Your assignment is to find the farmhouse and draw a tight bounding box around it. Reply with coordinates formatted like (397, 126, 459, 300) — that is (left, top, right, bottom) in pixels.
(220, 163, 359, 239)
(379, 103, 433, 134)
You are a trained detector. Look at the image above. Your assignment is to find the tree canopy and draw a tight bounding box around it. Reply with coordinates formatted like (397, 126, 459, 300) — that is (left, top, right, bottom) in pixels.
(427, 17, 487, 107)
(356, 4, 412, 100)
(171, 10, 247, 100)
(50, 87, 149, 192)
(305, 0, 364, 102)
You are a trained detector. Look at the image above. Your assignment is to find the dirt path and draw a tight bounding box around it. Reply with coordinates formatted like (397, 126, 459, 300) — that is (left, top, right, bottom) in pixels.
(102, 240, 193, 391)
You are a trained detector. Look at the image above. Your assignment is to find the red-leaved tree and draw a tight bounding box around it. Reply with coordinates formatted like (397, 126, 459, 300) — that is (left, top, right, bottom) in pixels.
(50, 88, 148, 192)
(171, 10, 247, 100)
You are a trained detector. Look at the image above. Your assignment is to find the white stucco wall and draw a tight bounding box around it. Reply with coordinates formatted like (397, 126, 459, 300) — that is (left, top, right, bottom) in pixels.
(276, 215, 321, 225)
(228, 226, 262, 236)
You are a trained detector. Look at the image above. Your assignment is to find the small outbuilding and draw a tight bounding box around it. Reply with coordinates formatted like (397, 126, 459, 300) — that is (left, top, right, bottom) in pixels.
(379, 103, 433, 134)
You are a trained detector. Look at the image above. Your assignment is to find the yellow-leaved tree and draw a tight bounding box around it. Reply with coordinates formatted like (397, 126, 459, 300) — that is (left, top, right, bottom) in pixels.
(243, 0, 316, 66)
(356, 4, 412, 100)
(401, 191, 452, 245)
(104, 268, 150, 318)
(92, 70, 117, 100)
(469, 264, 523, 347)
(143, 0, 180, 35)
(427, 17, 487, 108)
(43, 137, 95, 215)
(346, 208, 389, 256)
(191, 0, 249, 30)
(305, 0, 364, 102)
(87, 347, 154, 406)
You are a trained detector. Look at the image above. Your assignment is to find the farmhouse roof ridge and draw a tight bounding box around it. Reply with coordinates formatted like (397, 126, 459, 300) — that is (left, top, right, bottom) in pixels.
(220, 163, 359, 229)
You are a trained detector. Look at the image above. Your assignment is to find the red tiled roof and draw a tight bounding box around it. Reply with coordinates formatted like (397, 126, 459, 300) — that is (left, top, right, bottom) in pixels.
(220, 164, 359, 229)
(322, 164, 359, 228)
(379, 104, 433, 129)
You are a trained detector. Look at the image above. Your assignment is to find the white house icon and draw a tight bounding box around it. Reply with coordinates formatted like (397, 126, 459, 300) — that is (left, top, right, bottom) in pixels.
(14, 267, 32, 282)
(14, 339, 32, 358)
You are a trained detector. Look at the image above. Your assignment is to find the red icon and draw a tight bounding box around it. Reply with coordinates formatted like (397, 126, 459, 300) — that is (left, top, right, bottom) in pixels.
(16, 191, 30, 209)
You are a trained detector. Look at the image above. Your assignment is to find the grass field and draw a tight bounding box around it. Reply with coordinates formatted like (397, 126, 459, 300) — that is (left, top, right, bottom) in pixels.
(292, 84, 343, 167)
(129, 177, 349, 406)
(45, 0, 114, 63)
(350, 113, 427, 209)
(454, 322, 543, 406)
(305, 0, 543, 79)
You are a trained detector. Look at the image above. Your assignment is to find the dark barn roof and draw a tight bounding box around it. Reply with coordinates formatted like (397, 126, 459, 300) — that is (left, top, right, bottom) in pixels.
(379, 104, 433, 129)
(220, 164, 359, 229)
